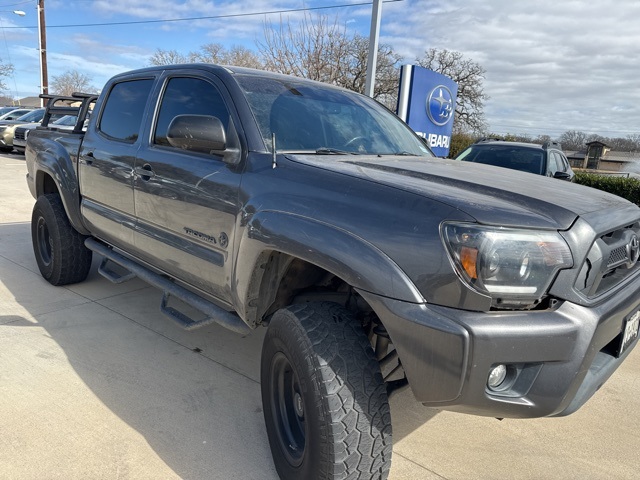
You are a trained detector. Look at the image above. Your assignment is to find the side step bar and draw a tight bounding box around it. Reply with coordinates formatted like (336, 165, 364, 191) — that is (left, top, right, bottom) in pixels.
(85, 238, 251, 336)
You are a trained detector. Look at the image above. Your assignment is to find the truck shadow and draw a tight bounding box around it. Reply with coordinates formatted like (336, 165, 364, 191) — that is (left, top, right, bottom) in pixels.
(0, 222, 440, 479)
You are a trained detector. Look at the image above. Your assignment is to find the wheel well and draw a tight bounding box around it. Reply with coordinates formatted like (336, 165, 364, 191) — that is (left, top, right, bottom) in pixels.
(254, 252, 359, 321)
(37, 172, 59, 197)
(253, 252, 407, 396)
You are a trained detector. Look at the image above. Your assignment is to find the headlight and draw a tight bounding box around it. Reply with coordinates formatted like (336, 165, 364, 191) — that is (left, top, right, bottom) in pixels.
(24, 130, 29, 140)
(442, 222, 573, 308)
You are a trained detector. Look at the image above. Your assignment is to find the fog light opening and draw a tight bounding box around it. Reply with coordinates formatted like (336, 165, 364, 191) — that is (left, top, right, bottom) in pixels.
(487, 364, 508, 390)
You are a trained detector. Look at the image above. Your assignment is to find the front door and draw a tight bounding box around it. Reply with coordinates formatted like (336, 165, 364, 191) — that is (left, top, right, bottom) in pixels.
(133, 73, 243, 304)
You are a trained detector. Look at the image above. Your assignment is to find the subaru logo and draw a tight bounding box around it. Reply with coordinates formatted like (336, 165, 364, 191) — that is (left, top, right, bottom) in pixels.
(626, 234, 640, 268)
(426, 85, 454, 127)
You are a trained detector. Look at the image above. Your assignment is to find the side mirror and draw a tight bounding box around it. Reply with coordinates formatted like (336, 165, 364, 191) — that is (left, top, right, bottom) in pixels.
(553, 171, 572, 181)
(167, 114, 226, 153)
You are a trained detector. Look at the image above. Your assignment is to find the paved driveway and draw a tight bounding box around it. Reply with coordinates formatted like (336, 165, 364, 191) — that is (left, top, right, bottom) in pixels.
(1, 153, 639, 479)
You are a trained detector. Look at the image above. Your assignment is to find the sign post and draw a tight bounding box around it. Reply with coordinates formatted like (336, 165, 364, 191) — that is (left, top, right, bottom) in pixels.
(397, 65, 458, 157)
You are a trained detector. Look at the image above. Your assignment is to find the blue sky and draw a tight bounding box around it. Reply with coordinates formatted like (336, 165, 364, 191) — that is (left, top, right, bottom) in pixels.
(1, 0, 639, 139)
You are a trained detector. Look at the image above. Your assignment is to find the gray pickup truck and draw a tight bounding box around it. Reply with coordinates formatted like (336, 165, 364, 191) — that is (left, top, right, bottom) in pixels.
(25, 64, 640, 480)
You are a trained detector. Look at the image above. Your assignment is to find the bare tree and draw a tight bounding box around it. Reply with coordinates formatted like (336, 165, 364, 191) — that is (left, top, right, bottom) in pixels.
(607, 137, 639, 152)
(149, 49, 188, 66)
(150, 44, 263, 69)
(191, 43, 263, 68)
(335, 34, 402, 109)
(558, 130, 588, 150)
(626, 134, 640, 151)
(258, 13, 401, 108)
(416, 49, 488, 133)
(50, 70, 97, 95)
(586, 133, 608, 145)
(259, 14, 351, 83)
(0, 61, 14, 94)
(558, 131, 640, 151)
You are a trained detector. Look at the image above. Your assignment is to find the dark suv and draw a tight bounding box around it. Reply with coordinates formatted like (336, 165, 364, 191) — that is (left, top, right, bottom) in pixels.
(455, 139, 575, 181)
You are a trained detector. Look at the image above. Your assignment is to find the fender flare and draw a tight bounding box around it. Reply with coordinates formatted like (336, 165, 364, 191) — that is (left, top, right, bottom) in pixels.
(233, 210, 425, 323)
(31, 138, 89, 235)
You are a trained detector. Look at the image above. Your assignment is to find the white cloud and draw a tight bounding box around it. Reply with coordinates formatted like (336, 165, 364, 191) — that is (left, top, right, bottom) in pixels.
(383, 0, 640, 136)
(8, 0, 640, 138)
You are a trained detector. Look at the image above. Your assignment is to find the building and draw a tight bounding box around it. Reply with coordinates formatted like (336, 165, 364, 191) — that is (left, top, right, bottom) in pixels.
(566, 141, 640, 172)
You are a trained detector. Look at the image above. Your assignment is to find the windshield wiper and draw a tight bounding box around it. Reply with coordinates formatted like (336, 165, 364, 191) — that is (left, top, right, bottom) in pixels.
(315, 147, 359, 155)
(392, 151, 419, 156)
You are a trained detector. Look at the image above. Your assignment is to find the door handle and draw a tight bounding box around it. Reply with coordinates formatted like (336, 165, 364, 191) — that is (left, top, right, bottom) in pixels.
(83, 151, 94, 165)
(135, 163, 156, 181)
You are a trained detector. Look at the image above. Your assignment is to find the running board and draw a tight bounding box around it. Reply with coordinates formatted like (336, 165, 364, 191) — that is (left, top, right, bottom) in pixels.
(85, 238, 251, 335)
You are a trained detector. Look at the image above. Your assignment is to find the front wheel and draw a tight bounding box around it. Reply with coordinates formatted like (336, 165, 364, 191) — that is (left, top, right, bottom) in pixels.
(31, 193, 92, 285)
(261, 302, 392, 479)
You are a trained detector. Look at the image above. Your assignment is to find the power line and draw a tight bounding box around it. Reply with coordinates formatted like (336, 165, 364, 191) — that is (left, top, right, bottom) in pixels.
(2, 0, 405, 29)
(0, 1, 32, 7)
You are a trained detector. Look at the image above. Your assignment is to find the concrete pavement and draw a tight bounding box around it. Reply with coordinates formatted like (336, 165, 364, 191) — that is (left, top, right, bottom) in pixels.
(1, 152, 639, 479)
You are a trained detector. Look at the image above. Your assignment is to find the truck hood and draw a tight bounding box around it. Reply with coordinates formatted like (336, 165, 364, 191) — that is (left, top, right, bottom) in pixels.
(287, 154, 631, 230)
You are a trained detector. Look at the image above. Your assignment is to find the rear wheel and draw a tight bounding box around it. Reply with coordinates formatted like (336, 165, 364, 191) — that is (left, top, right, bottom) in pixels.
(31, 194, 92, 285)
(261, 302, 392, 479)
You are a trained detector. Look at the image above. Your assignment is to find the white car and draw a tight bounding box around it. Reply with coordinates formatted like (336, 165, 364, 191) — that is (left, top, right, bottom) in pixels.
(0, 107, 35, 121)
(13, 115, 78, 154)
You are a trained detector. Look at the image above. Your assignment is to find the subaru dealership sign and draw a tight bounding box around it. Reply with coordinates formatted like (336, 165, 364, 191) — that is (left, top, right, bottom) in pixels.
(397, 65, 458, 157)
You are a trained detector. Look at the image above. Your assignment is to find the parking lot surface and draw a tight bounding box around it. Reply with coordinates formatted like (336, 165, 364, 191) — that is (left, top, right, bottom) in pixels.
(1, 152, 639, 479)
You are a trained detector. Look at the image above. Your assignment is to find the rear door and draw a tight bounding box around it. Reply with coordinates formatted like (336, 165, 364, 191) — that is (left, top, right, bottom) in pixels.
(132, 71, 244, 304)
(78, 76, 155, 250)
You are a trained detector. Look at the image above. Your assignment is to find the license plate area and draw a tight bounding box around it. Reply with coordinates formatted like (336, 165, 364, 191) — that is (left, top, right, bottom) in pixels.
(617, 310, 640, 357)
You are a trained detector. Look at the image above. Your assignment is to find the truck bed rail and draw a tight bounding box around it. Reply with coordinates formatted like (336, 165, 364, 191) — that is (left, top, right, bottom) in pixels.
(39, 92, 98, 134)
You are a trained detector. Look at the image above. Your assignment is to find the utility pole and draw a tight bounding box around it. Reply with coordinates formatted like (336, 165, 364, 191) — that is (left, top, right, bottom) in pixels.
(37, 0, 48, 106)
(364, 0, 382, 98)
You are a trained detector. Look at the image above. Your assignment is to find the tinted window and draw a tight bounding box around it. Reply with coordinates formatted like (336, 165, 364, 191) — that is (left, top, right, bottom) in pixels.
(460, 145, 544, 174)
(235, 74, 431, 156)
(99, 79, 153, 142)
(154, 77, 230, 147)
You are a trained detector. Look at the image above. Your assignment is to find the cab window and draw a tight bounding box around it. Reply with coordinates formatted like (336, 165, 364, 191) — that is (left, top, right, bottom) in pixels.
(98, 79, 154, 143)
(153, 77, 231, 148)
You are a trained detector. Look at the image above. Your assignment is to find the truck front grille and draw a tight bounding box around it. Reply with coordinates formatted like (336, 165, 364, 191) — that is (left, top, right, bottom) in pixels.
(576, 222, 640, 298)
(607, 246, 628, 268)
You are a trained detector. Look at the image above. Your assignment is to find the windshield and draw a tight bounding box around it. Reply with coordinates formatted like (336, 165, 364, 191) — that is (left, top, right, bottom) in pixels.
(235, 74, 432, 157)
(457, 145, 545, 175)
(16, 109, 44, 123)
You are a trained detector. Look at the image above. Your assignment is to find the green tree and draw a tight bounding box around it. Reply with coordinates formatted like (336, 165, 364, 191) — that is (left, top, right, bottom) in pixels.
(449, 131, 477, 158)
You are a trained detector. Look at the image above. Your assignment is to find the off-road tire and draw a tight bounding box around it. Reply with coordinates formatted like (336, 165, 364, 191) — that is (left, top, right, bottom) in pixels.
(261, 302, 392, 480)
(31, 193, 92, 285)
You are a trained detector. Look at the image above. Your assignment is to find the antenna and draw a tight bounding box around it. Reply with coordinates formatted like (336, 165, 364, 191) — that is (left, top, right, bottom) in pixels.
(272, 133, 277, 169)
